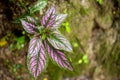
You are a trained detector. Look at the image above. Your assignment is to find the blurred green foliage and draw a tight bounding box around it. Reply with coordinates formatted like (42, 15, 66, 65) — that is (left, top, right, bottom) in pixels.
(10, 36, 25, 50)
(15, 36, 25, 49)
(118, 0, 120, 7)
(62, 22, 71, 33)
(80, 7, 89, 16)
(96, 0, 103, 5)
(12, 64, 22, 73)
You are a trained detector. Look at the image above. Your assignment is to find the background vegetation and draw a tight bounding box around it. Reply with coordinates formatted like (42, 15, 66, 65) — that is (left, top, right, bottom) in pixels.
(0, 0, 120, 80)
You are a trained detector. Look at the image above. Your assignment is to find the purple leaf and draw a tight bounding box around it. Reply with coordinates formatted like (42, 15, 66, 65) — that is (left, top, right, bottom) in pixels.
(27, 37, 47, 79)
(41, 6, 56, 27)
(28, 37, 41, 57)
(21, 17, 38, 34)
(48, 31, 72, 52)
(44, 41, 73, 71)
(52, 14, 67, 29)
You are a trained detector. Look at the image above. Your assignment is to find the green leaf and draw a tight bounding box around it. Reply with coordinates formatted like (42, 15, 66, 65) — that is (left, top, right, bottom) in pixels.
(96, 0, 103, 5)
(29, 0, 47, 14)
(15, 36, 25, 44)
(73, 42, 78, 48)
(62, 22, 71, 33)
(66, 26, 71, 33)
(78, 59, 82, 64)
(82, 55, 88, 64)
(15, 36, 25, 49)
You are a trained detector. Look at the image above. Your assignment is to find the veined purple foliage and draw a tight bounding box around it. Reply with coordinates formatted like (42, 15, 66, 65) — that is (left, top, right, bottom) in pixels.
(20, 5, 73, 79)
(44, 41, 73, 71)
(28, 37, 41, 57)
(41, 6, 67, 29)
(21, 16, 38, 34)
(41, 6, 56, 27)
(27, 37, 47, 78)
(48, 30, 72, 52)
(52, 14, 67, 29)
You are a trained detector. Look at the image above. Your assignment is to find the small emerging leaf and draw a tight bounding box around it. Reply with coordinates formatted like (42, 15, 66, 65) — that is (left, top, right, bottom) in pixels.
(48, 31, 72, 52)
(44, 41, 73, 71)
(26, 16, 37, 24)
(27, 37, 47, 79)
